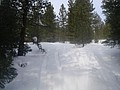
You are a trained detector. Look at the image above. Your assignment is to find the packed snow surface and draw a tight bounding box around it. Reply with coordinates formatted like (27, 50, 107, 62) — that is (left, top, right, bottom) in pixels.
(2, 42, 120, 90)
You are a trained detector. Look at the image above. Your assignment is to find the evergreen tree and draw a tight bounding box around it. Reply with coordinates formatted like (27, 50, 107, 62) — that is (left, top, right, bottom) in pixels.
(42, 4, 56, 42)
(102, 23, 111, 39)
(102, 0, 120, 46)
(58, 4, 68, 41)
(11, 0, 51, 55)
(91, 12, 104, 42)
(58, 4, 67, 29)
(0, 0, 19, 49)
(26, 0, 50, 42)
(0, 0, 18, 88)
(68, 0, 75, 42)
(68, 0, 94, 46)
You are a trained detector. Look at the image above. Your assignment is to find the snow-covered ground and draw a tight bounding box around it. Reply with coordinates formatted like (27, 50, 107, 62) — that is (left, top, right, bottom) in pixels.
(2, 42, 120, 90)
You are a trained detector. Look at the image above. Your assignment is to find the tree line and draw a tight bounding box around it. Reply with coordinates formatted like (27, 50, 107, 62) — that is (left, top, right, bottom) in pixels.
(0, 0, 52, 88)
(0, 0, 120, 88)
(102, 0, 120, 46)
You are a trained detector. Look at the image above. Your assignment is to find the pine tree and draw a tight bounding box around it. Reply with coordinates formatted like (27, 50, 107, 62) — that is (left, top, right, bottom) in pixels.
(26, 0, 50, 42)
(102, 23, 111, 39)
(11, 0, 51, 55)
(0, 0, 18, 88)
(91, 12, 104, 42)
(58, 4, 67, 29)
(0, 0, 19, 48)
(102, 0, 120, 46)
(0, 0, 19, 57)
(68, 0, 94, 46)
(58, 4, 68, 41)
(42, 4, 56, 42)
(68, 0, 76, 43)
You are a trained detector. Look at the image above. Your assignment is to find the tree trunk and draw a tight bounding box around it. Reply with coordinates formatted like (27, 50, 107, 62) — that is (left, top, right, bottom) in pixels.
(18, 0, 28, 56)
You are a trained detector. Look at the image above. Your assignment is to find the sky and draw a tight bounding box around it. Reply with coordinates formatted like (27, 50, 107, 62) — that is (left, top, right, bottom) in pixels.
(0, 0, 105, 21)
(49, 0, 106, 21)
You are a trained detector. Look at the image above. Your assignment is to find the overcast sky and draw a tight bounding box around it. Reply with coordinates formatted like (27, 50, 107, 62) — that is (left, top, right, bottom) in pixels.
(49, 0, 105, 21)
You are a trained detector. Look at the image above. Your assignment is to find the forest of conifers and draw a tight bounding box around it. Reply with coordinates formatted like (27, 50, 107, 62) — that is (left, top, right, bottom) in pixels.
(0, 0, 120, 88)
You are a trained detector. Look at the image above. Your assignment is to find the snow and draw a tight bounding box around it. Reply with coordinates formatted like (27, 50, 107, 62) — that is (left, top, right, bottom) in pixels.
(2, 42, 120, 90)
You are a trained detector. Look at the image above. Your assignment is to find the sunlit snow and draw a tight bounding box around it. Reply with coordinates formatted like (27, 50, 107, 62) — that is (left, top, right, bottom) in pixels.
(2, 42, 120, 90)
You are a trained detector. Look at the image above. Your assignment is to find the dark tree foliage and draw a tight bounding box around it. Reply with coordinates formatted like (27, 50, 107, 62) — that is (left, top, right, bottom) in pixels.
(58, 4, 67, 29)
(0, 0, 51, 88)
(42, 4, 56, 42)
(68, 0, 94, 46)
(102, 0, 120, 46)
(91, 12, 104, 42)
(67, 0, 76, 42)
(0, 0, 19, 48)
(11, 0, 51, 56)
(0, 0, 18, 88)
(58, 4, 68, 41)
(26, 1, 50, 42)
(0, 57, 18, 88)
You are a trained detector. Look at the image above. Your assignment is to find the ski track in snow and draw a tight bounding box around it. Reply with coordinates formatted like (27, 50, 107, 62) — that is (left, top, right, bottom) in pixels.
(2, 42, 120, 90)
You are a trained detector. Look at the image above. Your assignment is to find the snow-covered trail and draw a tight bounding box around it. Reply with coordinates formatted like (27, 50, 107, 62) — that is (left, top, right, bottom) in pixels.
(3, 42, 120, 90)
